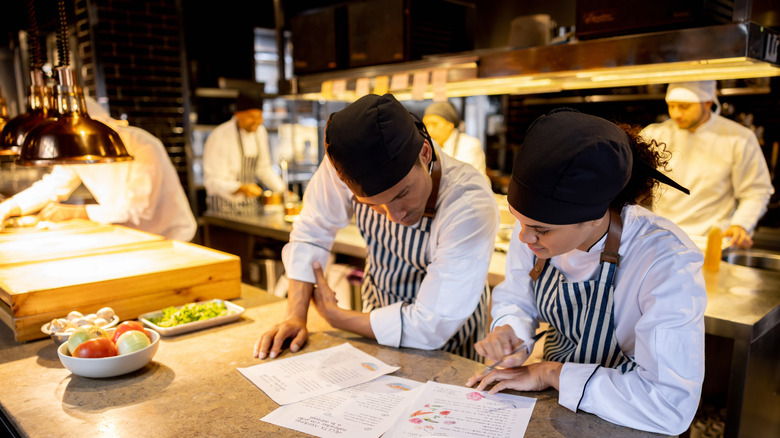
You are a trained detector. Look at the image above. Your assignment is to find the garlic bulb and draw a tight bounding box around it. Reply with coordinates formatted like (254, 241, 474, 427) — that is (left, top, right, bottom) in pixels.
(96, 307, 115, 321)
(49, 318, 68, 333)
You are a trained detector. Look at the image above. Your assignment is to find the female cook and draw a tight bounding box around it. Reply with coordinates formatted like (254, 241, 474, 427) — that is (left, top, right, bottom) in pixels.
(467, 108, 706, 435)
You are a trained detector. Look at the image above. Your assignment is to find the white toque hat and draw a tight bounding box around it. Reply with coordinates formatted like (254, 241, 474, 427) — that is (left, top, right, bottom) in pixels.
(665, 80, 720, 114)
(665, 81, 717, 102)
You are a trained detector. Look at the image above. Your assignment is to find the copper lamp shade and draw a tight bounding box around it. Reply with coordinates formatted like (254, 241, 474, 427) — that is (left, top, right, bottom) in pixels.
(0, 71, 55, 158)
(17, 67, 133, 166)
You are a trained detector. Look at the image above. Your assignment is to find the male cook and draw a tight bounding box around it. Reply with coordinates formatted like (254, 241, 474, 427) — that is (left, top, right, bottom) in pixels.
(255, 93, 498, 360)
(643, 81, 773, 248)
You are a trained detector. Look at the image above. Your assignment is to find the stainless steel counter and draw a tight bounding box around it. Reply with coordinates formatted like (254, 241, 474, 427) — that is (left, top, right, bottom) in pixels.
(699, 263, 780, 438)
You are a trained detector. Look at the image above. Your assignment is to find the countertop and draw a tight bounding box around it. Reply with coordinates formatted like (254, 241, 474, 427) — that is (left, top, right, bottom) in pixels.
(0, 284, 668, 438)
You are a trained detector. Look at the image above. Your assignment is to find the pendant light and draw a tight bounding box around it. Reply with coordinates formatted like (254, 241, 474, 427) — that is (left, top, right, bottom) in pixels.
(0, 71, 55, 158)
(16, 0, 133, 166)
(0, 88, 8, 131)
(0, 0, 55, 159)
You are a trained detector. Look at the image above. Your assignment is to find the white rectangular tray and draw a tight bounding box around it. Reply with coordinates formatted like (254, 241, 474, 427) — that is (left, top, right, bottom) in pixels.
(138, 299, 245, 336)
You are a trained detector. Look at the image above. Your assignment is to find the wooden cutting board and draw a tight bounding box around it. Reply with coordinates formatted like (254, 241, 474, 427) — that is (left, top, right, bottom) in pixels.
(0, 223, 166, 265)
(0, 230, 242, 342)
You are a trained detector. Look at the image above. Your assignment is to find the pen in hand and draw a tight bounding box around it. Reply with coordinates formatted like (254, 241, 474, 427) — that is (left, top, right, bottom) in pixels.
(482, 331, 545, 374)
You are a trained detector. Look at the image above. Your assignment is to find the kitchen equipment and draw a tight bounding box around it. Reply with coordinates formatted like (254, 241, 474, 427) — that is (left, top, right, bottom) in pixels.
(57, 328, 160, 378)
(575, 0, 738, 40)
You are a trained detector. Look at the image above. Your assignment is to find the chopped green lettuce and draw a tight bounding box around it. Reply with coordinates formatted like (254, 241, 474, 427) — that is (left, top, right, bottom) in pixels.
(149, 301, 229, 327)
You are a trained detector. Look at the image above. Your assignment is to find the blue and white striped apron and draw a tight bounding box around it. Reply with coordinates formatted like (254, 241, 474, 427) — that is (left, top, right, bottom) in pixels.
(530, 209, 637, 373)
(207, 121, 261, 215)
(351, 158, 488, 361)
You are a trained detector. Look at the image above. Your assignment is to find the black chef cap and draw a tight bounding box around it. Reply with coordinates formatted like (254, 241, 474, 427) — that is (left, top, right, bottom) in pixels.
(235, 91, 263, 112)
(508, 108, 633, 225)
(325, 94, 425, 197)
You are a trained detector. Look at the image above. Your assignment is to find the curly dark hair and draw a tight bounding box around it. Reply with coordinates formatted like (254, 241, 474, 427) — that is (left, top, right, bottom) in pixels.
(610, 123, 672, 210)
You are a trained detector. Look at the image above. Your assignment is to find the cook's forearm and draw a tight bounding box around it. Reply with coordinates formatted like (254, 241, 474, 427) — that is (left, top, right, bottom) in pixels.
(285, 278, 314, 321)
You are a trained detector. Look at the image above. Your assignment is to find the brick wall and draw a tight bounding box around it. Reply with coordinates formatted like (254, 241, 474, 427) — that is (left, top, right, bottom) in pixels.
(73, 0, 192, 199)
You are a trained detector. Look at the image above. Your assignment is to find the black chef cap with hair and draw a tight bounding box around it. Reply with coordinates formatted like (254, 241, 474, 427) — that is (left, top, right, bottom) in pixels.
(507, 108, 633, 225)
(325, 94, 425, 197)
(235, 91, 263, 112)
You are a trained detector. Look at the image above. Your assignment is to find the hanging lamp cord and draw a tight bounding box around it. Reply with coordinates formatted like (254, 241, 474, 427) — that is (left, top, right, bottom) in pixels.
(25, 0, 43, 70)
(56, 0, 69, 67)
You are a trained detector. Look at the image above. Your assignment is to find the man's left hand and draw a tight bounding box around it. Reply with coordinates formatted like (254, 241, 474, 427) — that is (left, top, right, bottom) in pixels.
(311, 261, 342, 324)
(724, 225, 753, 249)
(310, 261, 375, 339)
(37, 203, 89, 222)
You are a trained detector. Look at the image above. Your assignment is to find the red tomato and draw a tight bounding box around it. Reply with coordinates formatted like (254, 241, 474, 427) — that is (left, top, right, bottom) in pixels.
(112, 321, 150, 343)
(73, 337, 118, 358)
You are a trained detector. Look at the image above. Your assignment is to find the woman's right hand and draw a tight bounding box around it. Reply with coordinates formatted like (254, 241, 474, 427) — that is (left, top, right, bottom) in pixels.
(473, 325, 526, 367)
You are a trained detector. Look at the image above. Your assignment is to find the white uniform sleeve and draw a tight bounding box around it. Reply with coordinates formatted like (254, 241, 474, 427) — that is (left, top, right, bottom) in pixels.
(253, 126, 286, 193)
(84, 128, 159, 225)
(371, 171, 499, 350)
(282, 156, 354, 285)
(560, 245, 706, 435)
(11, 166, 81, 214)
(728, 132, 773, 233)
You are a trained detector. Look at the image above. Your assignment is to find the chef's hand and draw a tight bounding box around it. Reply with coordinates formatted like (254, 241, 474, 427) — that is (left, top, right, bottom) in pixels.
(254, 316, 308, 360)
(235, 183, 264, 198)
(466, 361, 563, 394)
(37, 202, 88, 222)
(311, 261, 375, 339)
(474, 325, 527, 368)
(310, 261, 341, 324)
(724, 225, 753, 249)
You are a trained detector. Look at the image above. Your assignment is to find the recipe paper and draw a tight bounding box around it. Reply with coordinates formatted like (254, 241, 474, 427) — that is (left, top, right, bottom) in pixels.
(238, 343, 399, 405)
(261, 375, 423, 438)
(383, 381, 536, 438)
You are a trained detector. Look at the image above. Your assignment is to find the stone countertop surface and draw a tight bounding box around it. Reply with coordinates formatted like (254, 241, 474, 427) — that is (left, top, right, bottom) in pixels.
(0, 284, 669, 438)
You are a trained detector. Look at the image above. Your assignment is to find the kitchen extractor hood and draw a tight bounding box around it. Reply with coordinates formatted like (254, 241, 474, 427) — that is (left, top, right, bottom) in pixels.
(288, 22, 780, 101)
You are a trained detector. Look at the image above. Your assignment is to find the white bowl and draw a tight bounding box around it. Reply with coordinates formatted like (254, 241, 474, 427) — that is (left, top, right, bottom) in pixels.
(42, 315, 121, 345)
(57, 328, 160, 378)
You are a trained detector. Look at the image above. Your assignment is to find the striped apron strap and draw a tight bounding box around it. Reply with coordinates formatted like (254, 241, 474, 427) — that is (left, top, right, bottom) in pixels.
(531, 209, 638, 372)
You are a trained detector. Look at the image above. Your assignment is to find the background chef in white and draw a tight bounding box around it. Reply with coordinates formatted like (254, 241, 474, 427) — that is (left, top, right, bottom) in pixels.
(203, 91, 286, 213)
(467, 109, 706, 435)
(255, 93, 499, 361)
(423, 100, 487, 178)
(642, 80, 774, 248)
(0, 96, 197, 241)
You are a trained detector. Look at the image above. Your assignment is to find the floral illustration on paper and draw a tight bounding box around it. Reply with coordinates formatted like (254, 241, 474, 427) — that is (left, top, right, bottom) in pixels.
(408, 404, 454, 426)
(466, 391, 485, 401)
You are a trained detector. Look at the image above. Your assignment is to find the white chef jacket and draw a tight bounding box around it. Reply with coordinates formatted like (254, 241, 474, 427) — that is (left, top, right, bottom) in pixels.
(441, 130, 487, 177)
(491, 205, 706, 435)
(642, 114, 773, 238)
(203, 117, 286, 202)
(11, 123, 197, 241)
(282, 144, 499, 350)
